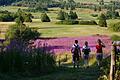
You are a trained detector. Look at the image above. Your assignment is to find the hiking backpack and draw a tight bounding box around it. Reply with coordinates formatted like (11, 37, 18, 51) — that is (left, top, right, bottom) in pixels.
(73, 44, 79, 55)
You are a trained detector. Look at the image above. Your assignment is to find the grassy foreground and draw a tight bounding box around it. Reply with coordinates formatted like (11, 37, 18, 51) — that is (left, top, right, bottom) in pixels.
(0, 53, 100, 80)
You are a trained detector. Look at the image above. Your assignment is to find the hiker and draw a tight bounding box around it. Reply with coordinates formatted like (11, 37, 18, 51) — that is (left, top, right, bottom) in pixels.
(82, 41, 91, 68)
(71, 40, 81, 68)
(96, 39, 105, 66)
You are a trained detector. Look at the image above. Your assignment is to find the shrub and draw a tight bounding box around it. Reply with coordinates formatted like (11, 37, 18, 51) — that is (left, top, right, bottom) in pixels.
(24, 15, 32, 22)
(79, 20, 97, 25)
(16, 9, 33, 22)
(106, 10, 119, 19)
(15, 16, 24, 24)
(0, 47, 56, 73)
(5, 23, 40, 42)
(98, 13, 107, 27)
(57, 10, 78, 20)
(57, 10, 65, 20)
(0, 14, 15, 22)
(69, 11, 78, 20)
(0, 10, 33, 22)
(56, 20, 79, 25)
(91, 14, 98, 17)
(109, 22, 120, 32)
(111, 35, 120, 41)
(41, 13, 51, 22)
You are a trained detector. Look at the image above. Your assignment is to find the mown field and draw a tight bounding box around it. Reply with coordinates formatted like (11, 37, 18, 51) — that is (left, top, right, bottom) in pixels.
(0, 6, 120, 39)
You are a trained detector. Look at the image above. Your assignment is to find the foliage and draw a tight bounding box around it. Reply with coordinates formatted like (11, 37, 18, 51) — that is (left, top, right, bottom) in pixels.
(59, 0, 76, 10)
(5, 23, 40, 42)
(15, 16, 24, 24)
(41, 13, 51, 22)
(109, 22, 120, 32)
(98, 75, 108, 80)
(69, 10, 78, 20)
(16, 9, 33, 22)
(79, 20, 97, 25)
(0, 21, 55, 73)
(98, 57, 110, 80)
(57, 10, 78, 21)
(91, 14, 98, 17)
(98, 13, 107, 27)
(57, 10, 65, 20)
(111, 35, 120, 41)
(0, 47, 56, 73)
(106, 10, 119, 19)
(0, 9, 32, 22)
(0, 13, 15, 22)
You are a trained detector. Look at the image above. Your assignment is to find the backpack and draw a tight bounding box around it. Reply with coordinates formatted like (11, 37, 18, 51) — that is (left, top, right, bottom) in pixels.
(73, 44, 79, 55)
(83, 46, 90, 55)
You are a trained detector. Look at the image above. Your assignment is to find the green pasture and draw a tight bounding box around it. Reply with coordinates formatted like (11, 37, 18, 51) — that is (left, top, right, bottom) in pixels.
(0, 6, 120, 38)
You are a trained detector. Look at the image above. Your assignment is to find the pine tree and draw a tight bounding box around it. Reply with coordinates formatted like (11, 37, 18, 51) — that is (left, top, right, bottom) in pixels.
(69, 11, 78, 20)
(41, 13, 50, 22)
(98, 13, 107, 27)
(57, 10, 65, 20)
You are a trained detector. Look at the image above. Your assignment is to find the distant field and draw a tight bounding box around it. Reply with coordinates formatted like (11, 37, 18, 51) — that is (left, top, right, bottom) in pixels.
(0, 6, 120, 38)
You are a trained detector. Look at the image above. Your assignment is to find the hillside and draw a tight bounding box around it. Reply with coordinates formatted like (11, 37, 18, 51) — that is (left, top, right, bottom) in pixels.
(0, 0, 115, 6)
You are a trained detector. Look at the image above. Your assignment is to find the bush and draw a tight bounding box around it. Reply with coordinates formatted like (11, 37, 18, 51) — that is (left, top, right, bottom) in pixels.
(0, 48, 56, 73)
(106, 10, 119, 19)
(41, 13, 51, 22)
(56, 20, 79, 25)
(91, 14, 98, 17)
(15, 16, 24, 24)
(57, 10, 65, 20)
(79, 20, 97, 25)
(69, 11, 78, 20)
(5, 23, 40, 42)
(0, 14, 15, 22)
(111, 35, 120, 41)
(109, 22, 120, 32)
(0, 10, 33, 22)
(98, 13, 107, 27)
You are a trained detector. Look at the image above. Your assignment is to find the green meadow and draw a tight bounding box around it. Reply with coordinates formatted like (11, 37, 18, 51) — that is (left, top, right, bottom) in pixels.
(0, 6, 120, 38)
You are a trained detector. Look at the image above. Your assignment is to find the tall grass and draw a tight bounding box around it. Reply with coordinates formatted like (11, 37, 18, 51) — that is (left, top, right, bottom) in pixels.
(0, 45, 56, 74)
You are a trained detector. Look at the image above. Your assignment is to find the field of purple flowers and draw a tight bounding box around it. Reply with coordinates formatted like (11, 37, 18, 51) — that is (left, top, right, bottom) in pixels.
(33, 35, 112, 56)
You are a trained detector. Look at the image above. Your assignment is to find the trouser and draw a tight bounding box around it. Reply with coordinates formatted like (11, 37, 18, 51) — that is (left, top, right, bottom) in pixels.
(72, 54, 79, 68)
(96, 53, 103, 66)
(83, 54, 89, 67)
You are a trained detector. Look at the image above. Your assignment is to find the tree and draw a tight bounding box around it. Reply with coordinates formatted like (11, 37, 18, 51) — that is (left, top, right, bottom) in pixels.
(15, 9, 33, 22)
(94, 5, 97, 11)
(57, 10, 65, 20)
(24, 14, 32, 22)
(41, 13, 51, 22)
(98, 13, 107, 27)
(67, 0, 76, 10)
(15, 16, 24, 24)
(5, 22, 39, 55)
(69, 11, 78, 20)
(99, 0, 104, 5)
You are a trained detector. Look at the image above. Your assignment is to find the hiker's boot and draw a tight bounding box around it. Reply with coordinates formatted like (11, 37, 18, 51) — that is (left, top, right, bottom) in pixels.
(73, 63, 76, 68)
(77, 65, 79, 68)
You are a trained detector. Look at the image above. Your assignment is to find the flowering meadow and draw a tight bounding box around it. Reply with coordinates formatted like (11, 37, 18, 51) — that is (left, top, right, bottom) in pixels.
(33, 35, 112, 56)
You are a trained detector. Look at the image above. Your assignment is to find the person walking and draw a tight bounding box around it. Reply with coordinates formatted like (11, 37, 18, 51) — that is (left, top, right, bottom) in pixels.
(71, 40, 81, 68)
(96, 39, 105, 66)
(82, 41, 91, 68)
